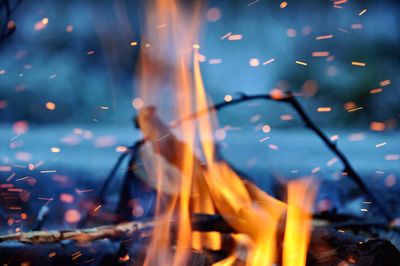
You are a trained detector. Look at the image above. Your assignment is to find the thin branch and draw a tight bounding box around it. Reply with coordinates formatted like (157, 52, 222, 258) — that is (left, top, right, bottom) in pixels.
(139, 92, 392, 221)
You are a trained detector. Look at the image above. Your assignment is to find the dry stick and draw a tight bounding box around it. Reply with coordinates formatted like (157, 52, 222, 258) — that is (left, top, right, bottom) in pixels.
(167, 92, 393, 222)
(94, 92, 391, 225)
(0, 221, 152, 244)
(0, 214, 233, 244)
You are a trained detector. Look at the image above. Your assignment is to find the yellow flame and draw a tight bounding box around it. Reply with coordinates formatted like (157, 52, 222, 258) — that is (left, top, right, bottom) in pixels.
(137, 1, 316, 265)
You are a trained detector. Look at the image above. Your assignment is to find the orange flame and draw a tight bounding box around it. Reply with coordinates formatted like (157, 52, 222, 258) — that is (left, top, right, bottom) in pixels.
(137, 1, 317, 265)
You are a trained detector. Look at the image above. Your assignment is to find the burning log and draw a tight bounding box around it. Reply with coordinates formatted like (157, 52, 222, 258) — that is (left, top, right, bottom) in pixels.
(1, 216, 400, 265)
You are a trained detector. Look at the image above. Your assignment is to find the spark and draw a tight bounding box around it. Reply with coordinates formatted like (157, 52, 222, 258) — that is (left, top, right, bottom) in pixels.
(259, 136, 270, 142)
(209, 58, 222, 64)
(132, 98, 144, 109)
(268, 144, 278, 150)
(221, 32, 232, 40)
(249, 58, 260, 67)
(50, 147, 61, 153)
(224, 95, 233, 102)
(295, 60, 307, 66)
(311, 167, 320, 174)
(370, 88, 382, 94)
(45, 102, 56, 110)
(280, 1, 288, 8)
(16, 176, 29, 182)
(262, 58, 275, 65)
(71, 251, 82, 260)
(6, 173, 16, 181)
(227, 34, 243, 41)
(316, 34, 333, 40)
(327, 157, 338, 166)
(262, 124, 271, 133)
(9, 133, 22, 142)
(130, 41, 138, 46)
(312, 51, 330, 57)
(330, 135, 339, 141)
(247, 0, 260, 7)
(333, 0, 348, 5)
(76, 188, 94, 194)
(66, 25, 73, 32)
(351, 61, 366, 67)
(115, 146, 128, 152)
(280, 114, 293, 121)
(380, 80, 391, 87)
(370, 122, 385, 131)
(359, 9, 367, 16)
(317, 107, 332, 112)
(385, 155, 400, 161)
(375, 142, 387, 148)
(347, 106, 364, 112)
(351, 24, 363, 30)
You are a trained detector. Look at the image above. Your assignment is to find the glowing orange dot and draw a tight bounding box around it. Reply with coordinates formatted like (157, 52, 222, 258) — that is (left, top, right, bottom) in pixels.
(59, 193, 74, 203)
(119, 254, 130, 262)
(215, 129, 226, 141)
(370, 122, 385, 132)
(115, 146, 128, 153)
(66, 25, 73, 32)
(249, 58, 260, 67)
(64, 209, 81, 223)
(224, 95, 233, 102)
(385, 175, 396, 187)
(20, 213, 28, 220)
(13, 121, 29, 134)
(262, 125, 271, 133)
(42, 18, 49, 25)
(50, 147, 61, 153)
(280, 1, 288, 8)
(45, 101, 56, 110)
(206, 7, 221, 22)
(130, 41, 138, 46)
(343, 101, 356, 111)
(132, 98, 144, 110)
(287, 28, 296, 37)
(270, 89, 285, 100)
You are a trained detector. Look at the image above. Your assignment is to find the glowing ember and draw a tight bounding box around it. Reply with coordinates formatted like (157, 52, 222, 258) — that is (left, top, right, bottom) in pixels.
(223, 94, 233, 102)
(64, 209, 81, 223)
(249, 58, 260, 67)
(45, 101, 56, 110)
(50, 147, 61, 153)
(351, 61, 366, 67)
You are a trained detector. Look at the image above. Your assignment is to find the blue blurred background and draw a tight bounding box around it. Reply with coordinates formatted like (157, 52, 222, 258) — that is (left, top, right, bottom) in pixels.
(0, 0, 399, 234)
(0, 0, 399, 126)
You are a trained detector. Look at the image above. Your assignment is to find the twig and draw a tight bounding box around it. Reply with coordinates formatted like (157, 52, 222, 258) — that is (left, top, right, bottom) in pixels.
(132, 92, 392, 222)
(0, 221, 152, 244)
(1, 214, 232, 244)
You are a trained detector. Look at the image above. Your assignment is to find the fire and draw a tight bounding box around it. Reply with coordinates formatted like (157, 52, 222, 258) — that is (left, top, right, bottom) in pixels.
(136, 0, 317, 265)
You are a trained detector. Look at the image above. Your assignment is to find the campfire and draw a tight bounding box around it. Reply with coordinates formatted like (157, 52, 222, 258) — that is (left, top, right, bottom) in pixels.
(130, 1, 315, 264)
(1, 0, 400, 265)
